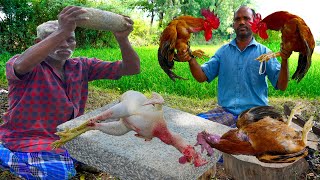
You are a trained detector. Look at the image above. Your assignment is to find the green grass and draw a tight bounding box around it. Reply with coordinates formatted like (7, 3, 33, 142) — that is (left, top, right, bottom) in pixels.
(74, 45, 320, 99)
(1, 45, 320, 99)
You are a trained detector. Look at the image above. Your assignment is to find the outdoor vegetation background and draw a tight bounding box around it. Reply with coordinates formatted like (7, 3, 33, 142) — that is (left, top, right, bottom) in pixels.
(1, 0, 319, 102)
(0, 1, 320, 179)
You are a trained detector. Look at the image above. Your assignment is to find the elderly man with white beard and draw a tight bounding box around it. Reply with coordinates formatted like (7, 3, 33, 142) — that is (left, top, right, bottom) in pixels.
(0, 6, 140, 180)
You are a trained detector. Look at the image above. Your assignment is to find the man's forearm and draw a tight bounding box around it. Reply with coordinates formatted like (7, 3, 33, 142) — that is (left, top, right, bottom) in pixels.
(277, 58, 289, 91)
(14, 30, 70, 75)
(117, 37, 140, 75)
(188, 58, 207, 82)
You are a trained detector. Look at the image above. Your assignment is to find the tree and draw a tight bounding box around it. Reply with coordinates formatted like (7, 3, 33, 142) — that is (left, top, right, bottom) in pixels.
(0, 0, 136, 53)
(131, 0, 253, 43)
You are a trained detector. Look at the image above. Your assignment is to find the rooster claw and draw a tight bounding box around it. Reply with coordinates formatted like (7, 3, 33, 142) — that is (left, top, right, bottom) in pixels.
(195, 131, 220, 156)
(179, 145, 208, 167)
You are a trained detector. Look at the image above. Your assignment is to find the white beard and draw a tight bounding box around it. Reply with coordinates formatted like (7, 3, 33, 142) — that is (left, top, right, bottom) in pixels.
(48, 49, 73, 61)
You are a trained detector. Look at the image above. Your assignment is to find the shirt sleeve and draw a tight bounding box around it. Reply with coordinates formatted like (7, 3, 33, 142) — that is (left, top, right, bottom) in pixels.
(266, 57, 281, 89)
(6, 55, 31, 82)
(259, 45, 281, 89)
(201, 49, 221, 83)
(83, 57, 123, 81)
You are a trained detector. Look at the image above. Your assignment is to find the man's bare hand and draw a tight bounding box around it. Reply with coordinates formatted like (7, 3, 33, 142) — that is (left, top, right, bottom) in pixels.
(113, 16, 134, 40)
(176, 49, 193, 62)
(280, 44, 292, 60)
(58, 6, 88, 33)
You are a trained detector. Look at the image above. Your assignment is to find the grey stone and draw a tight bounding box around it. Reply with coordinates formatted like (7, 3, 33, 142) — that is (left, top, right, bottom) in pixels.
(57, 104, 231, 180)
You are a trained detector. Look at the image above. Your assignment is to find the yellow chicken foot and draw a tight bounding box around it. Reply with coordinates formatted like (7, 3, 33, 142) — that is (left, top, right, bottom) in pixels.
(256, 51, 285, 74)
(51, 120, 92, 149)
(302, 116, 314, 144)
(191, 50, 209, 59)
(286, 103, 307, 126)
(176, 49, 208, 62)
(256, 51, 281, 62)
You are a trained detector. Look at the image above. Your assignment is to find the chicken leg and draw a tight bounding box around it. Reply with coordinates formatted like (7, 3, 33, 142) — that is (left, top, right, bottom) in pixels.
(51, 90, 208, 167)
(257, 115, 314, 163)
(51, 92, 164, 149)
(286, 103, 307, 126)
(256, 52, 281, 62)
(302, 116, 314, 145)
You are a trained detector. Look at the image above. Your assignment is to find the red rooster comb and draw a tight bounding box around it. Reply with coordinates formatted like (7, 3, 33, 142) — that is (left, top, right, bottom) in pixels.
(250, 13, 268, 39)
(201, 8, 220, 41)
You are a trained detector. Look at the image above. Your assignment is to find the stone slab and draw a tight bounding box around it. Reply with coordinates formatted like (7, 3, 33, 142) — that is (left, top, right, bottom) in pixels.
(57, 103, 231, 180)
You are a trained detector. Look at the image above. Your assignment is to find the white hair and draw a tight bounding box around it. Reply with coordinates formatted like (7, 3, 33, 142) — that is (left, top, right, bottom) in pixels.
(36, 20, 59, 39)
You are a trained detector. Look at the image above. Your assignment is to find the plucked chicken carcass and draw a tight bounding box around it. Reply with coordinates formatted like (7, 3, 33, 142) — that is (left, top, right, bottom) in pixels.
(196, 104, 314, 163)
(51, 90, 207, 167)
(158, 8, 220, 81)
(250, 11, 315, 82)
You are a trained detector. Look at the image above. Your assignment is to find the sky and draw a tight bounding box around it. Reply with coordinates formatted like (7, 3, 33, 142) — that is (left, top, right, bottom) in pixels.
(254, 0, 319, 40)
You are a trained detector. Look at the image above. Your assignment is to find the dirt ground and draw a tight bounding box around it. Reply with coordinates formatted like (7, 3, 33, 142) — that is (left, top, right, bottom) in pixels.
(0, 86, 319, 179)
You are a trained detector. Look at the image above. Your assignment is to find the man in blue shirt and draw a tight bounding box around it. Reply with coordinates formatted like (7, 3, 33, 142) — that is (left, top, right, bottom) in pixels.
(180, 5, 290, 127)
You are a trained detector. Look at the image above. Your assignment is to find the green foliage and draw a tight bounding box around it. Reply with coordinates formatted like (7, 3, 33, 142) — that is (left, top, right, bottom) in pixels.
(0, 0, 132, 54)
(253, 30, 282, 52)
(0, 45, 319, 100)
(132, 0, 254, 44)
(129, 19, 160, 46)
(0, 52, 10, 85)
(0, 0, 79, 53)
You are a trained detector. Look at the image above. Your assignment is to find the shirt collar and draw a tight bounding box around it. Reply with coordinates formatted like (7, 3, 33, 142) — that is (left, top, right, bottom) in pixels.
(229, 37, 258, 48)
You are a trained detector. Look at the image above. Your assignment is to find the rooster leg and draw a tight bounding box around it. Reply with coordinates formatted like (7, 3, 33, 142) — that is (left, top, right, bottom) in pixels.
(51, 120, 94, 149)
(195, 131, 220, 156)
(91, 102, 132, 123)
(191, 50, 209, 59)
(256, 52, 281, 62)
(51, 118, 132, 149)
(176, 49, 193, 62)
(286, 103, 307, 125)
(94, 120, 131, 136)
(51, 102, 133, 149)
(302, 116, 314, 144)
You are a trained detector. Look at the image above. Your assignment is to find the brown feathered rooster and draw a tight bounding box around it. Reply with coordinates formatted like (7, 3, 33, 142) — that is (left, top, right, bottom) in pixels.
(51, 90, 207, 167)
(250, 11, 315, 82)
(196, 104, 314, 163)
(158, 9, 220, 81)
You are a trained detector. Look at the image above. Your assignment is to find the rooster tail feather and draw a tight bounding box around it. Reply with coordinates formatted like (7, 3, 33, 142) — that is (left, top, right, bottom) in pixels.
(240, 106, 283, 122)
(292, 43, 312, 82)
(157, 47, 187, 81)
(257, 148, 308, 163)
(292, 24, 314, 82)
(159, 42, 174, 69)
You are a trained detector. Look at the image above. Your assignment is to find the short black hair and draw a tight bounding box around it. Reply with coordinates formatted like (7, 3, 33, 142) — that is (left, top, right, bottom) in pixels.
(234, 5, 256, 18)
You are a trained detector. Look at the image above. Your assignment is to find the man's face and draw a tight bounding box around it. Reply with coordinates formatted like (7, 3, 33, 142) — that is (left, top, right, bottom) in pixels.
(47, 32, 76, 61)
(233, 7, 254, 39)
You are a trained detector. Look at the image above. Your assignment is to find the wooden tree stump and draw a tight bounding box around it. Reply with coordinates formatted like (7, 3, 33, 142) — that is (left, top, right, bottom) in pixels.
(223, 153, 309, 180)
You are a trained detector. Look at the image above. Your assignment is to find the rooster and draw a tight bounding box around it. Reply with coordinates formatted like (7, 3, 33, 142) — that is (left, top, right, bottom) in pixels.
(158, 8, 220, 81)
(196, 104, 314, 163)
(250, 11, 315, 82)
(51, 90, 207, 167)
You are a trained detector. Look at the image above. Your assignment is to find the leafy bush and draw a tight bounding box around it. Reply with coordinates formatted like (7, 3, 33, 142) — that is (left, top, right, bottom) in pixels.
(0, 0, 126, 54)
(129, 19, 160, 46)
